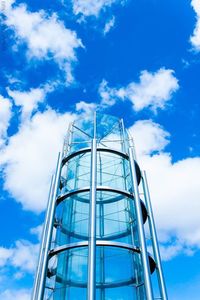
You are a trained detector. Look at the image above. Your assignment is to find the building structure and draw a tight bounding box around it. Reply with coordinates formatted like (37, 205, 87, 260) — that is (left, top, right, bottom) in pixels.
(32, 113, 168, 300)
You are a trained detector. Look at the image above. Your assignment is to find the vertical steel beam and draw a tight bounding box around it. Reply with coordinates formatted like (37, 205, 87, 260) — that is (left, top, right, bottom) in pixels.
(120, 118, 126, 154)
(87, 138, 97, 300)
(99, 152, 105, 300)
(63, 122, 73, 157)
(128, 146, 154, 300)
(88, 99, 96, 287)
(32, 152, 62, 300)
(142, 171, 168, 300)
(120, 119, 128, 192)
(31, 174, 55, 300)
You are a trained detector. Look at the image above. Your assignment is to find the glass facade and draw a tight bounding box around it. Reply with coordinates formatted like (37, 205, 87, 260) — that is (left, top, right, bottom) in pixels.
(32, 113, 167, 300)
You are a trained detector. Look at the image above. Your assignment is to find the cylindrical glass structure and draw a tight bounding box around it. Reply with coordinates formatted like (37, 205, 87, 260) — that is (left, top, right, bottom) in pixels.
(32, 113, 167, 300)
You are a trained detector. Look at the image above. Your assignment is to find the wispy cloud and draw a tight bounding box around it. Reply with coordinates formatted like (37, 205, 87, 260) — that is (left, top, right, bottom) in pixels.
(76, 100, 97, 117)
(7, 81, 58, 121)
(99, 68, 179, 112)
(72, 0, 125, 17)
(103, 16, 116, 35)
(0, 289, 30, 300)
(130, 120, 200, 255)
(130, 119, 170, 156)
(190, 0, 200, 51)
(0, 109, 75, 212)
(3, 1, 83, 83)
(159, 242, 194, 261)
(7, 87, 46, 121)
(0, 95, 12, 148)
(0, 239, 39, 273)
(30, 224, 43, 240)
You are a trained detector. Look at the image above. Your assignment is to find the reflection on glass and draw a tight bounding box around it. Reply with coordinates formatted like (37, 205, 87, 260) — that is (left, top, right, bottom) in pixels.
(51, 247, 143, 300)
(45, 113, 149, 300)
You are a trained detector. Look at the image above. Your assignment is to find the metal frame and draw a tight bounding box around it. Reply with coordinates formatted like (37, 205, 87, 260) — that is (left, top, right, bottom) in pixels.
(31, 175, 55, 300)
(47, 241, 156, 290)
(32, 113, 167, 300)
(49, 240, 140, 257)
(88, 138, 97, 300)
(129, 145, 154, 300)
(32, 153, 62, 300)
(62, 147, 128, 164)
(57, 185, 146, 209)
(48, 241, 156, 275)
(142, 171, 168, 300)
(61, 146, 141, 185)
(54, 276, 139, 289)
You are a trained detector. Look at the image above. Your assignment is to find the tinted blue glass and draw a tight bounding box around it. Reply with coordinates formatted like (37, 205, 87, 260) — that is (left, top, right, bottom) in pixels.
(50, 247, 143, 300)
(45, 114, 148, 299)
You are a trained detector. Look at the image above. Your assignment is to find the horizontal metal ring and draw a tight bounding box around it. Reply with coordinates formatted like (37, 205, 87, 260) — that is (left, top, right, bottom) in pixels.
(52, 275, 140, 289)
(56, 227, 132, 241)
(56, 186, 147, 224)
(61, 147, 141, 185)
(62, 147, 129, 165)
(49, 240, 140, 258)
(48, 240, 156, 274)
(56, 186, 147, 223)
(56, 185, 134, 205)
(58, 185, 132, 203)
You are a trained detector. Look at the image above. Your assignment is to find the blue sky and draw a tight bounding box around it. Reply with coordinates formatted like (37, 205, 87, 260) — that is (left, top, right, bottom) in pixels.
(0, 0, 200, 299)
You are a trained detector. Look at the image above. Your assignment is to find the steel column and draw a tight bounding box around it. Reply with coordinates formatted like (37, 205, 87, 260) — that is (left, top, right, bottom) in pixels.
(63, 122, 73, 156)
(142, 171, 168, 300)
(32, 152, 62, 300)
(128, 146, 154, 300)
(87, 138, 97, 300)
(31, 174, 55, 300)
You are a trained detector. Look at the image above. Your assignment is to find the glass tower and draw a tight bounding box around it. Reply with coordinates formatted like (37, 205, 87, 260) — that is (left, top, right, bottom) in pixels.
(32, 113, 168, 300)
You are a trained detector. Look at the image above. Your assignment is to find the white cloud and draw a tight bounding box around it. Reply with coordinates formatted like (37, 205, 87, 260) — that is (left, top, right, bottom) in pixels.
(14, 271, 25, 280)
(0, 289, 30, 300)
(0, 248, 13, 267)
(0, 109, 75, 212)
(103, 16, 115, 35)
(72, 0, 124, 17)
(99, 68, 179, 112)
(159, 243, 182, 261)
(11, 240, 39, 273)
(7, 79, 62, 121)
(129, 120, 170, 156)
(30, 224, 43, 240)
(4, 2, 83, 83)
(98, 79, 117, 106)
(141, 154, 200, 248)
(0, 238, 38, 297)
(190, 0, 200, 51)
(76, 100, 97, 118)
(0, 95, 12, 147)
(159, 242, 194, 261)
(0, 240, 39, 273)
(130, 120, 200, 255)
(7, 87, 46, 121)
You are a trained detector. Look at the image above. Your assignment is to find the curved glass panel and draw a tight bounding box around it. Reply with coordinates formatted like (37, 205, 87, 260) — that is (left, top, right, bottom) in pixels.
(47, 247, 144, 300)
(55, 190, 143, 247)
(61, 152, 91, 192)
(66, 113, 129, 154)
(55, 192, 90, 245)
(60, 150, 133, 195)
(96, 113, 123, 152)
